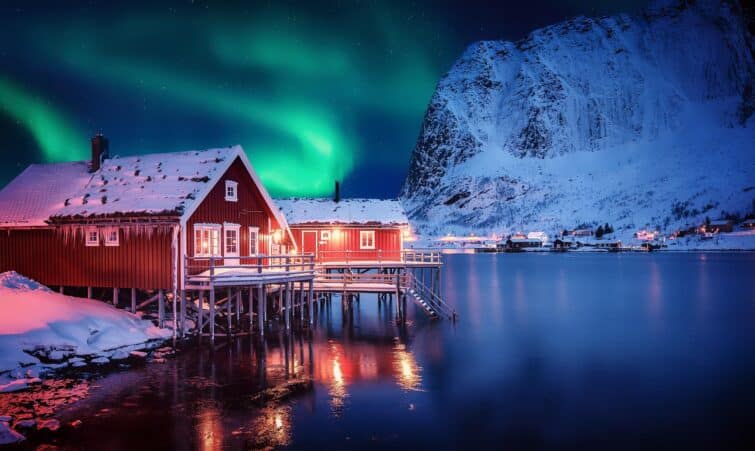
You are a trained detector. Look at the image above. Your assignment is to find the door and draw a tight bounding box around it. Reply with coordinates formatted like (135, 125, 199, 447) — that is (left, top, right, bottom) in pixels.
(224, 224, 240, 265)
(302, 230, 318, 259)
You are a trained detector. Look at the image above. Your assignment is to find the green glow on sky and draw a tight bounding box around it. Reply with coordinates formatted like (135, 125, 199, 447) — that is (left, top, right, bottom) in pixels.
(2, 3, 450, 196)
(0, 77, 86, 162)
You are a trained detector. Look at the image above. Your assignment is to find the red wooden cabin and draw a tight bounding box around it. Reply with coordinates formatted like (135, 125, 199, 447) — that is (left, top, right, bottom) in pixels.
(0, 136, 294, 294)
(276, 198, 410, 263)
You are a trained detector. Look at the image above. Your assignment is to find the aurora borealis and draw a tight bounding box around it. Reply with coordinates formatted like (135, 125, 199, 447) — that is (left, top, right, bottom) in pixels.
(0, 0, 644, 197)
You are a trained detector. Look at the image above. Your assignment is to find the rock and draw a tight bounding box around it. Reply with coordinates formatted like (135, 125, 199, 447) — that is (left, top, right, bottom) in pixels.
(90, 357, 110, 365)
(13, 419, 36, 429)
(71, 361, 87, 368)
(110, 350, 130, 360)
(69, 419, 82, 428)
(0, 377, 40, 393)
(152, 358, 166, 364)
(0, 416, 11, 422)
(0, 421, 26, 444)
(36, 418, 61, 432)
(129, 351, 148, 358)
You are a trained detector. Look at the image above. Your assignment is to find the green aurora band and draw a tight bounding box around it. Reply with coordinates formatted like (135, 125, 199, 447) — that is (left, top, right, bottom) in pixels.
(0, 77, 87, 162)
(2, 3, 450, 196)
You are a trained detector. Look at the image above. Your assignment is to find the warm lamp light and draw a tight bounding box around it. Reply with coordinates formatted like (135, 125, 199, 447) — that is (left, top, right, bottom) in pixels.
(272, 229, 283, 244)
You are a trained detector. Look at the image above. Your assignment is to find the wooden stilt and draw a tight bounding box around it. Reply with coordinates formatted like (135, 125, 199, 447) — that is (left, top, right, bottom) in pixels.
(198, 293, 204, 334)
(180, 289, 186, 337)
(285, 282, 292, 330)
(257, 284, 264, 335)
(113, 287, 119, 306)
(236, 290, 241, 323)
(158, 289, 165, 327)
(299, 281, 304, 322)
(131, 288, 136, 313)
(248, 287, 254, 331)
(308, 280, 314, 325)
(87, 286, 92, 299)
(209, 286, 216, 340)
(227, 287, 232, 336)
(59, 286, 64, 294)
(172, 288, 178, 338)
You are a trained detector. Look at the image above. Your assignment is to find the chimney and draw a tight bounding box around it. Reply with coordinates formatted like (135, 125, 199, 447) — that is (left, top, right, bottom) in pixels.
(334, 181, 341, 203)
(90, 134, 109, 172)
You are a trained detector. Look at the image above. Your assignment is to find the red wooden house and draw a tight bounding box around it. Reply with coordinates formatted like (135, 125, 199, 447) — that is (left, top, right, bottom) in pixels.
(0, 135, 294, 295)
(276, 197, 410, 263)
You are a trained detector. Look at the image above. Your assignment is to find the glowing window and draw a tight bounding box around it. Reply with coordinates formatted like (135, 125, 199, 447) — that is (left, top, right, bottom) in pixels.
(194, 225, 221, 257)
(359, 230, 375, 250)
(249, 227, 259, 255)
(321, 230, 331, 241)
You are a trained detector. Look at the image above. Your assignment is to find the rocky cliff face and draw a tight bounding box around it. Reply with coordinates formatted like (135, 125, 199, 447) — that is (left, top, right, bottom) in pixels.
(401, 0, 754, 236)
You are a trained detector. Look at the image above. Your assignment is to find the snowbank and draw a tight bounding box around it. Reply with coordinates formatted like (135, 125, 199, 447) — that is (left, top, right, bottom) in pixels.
(0, 272, 171, 375)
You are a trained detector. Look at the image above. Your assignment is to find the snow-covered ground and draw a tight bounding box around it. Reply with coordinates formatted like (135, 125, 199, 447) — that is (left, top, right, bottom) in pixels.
(0, 272, 171, 382)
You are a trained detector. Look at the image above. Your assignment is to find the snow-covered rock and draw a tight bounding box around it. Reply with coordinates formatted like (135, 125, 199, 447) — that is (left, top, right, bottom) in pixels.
(401, 0, 754, 239)
(0, 421, 25, 445)
(0, 271, 171, 376)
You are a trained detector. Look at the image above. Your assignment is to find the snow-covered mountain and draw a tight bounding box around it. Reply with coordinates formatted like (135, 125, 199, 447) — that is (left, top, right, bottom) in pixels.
(401, 0, 754, 238)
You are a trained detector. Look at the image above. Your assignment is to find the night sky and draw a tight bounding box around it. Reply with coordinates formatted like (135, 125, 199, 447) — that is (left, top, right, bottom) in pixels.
(0, 0, 645, 198)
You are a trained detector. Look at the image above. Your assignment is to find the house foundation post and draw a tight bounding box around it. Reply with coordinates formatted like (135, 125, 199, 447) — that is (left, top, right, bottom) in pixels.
(158, 289, 165, 328)
(257, 284, 264, 335)
(180, 289, 186, 337)
(131, 288, 136, 313)
(87, 286, 92, 299)
(113, 287, 119, 306)
(227, 288, 232, 336)
(209, 286, 216, 340)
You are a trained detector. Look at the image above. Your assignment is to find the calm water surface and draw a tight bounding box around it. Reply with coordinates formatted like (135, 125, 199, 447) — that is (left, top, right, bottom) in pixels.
(48, 254, 755, 449)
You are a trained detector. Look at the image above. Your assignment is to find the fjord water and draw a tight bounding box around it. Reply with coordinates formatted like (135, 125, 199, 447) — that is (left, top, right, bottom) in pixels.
(54, 253, 754, 450)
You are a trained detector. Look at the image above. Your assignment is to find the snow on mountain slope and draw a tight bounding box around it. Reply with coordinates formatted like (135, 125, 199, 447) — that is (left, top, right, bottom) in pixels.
(401, 0, 754, 238)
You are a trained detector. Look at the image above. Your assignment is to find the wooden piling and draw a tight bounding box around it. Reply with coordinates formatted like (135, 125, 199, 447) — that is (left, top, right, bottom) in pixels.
(257, 284, 264, 335)
(87, 286, 92, 299)
(308, 280, 314, 325)
(227, 287, 232, 336)
(209, 286, 216, 340)
(248, 287, 254, 331)
(113, 287, 119, 307)
(180, 289, 186, 337)
(131, 288, 136, 313)
(285, 282, 292, 330)
(158, 289, 165, 328)
(198, 293, 204, 334)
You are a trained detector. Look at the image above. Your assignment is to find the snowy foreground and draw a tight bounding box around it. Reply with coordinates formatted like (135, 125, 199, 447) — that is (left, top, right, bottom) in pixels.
(0, 271, 171, 386)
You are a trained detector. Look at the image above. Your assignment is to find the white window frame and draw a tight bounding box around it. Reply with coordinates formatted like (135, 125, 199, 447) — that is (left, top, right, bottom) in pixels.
(249, 226, 260, 256)
(359, 230, 375, 250)
(104, 227, 119, 247)
(85, 227, 99, 247)
(194, 224, 221, 257)
(224, 180, 238, 202)
(224, 223, 241, 256)
(320, 230, 331, 241)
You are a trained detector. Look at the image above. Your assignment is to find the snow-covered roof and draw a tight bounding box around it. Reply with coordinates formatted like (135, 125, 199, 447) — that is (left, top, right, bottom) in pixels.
(52, 147, 240, 219)
(0, 146, 290, 235)
(276, 198, 409, 226)
(0, 162, 91, 227)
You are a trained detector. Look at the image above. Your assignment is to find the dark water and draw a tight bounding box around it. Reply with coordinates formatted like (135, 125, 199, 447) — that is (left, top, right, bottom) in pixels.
(43, 254, 755, 449)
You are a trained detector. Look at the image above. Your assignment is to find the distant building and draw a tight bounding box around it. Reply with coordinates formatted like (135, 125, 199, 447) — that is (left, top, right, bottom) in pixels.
(526, 231, 549, 243)
(570, 228, 593, 237)
(742, 219, 755, 230)
(276, 196, 409, 263)
(706, 220, 733, 233)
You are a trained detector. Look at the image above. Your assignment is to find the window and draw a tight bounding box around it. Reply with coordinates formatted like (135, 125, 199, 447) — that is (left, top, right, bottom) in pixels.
(359, 230, 375, 249)
(224, 180, 238, 202)
(85, 228, 99, 247)
(320, 230, 331, 241)
(249, 227, 259, 255)
(225, 226, 239, 255)
(104, 227, 119, 246)
(194, 225, 221, 257)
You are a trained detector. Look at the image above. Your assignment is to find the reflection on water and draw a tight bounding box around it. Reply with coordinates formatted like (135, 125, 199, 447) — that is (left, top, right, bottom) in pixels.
(18, 253, 755, 450)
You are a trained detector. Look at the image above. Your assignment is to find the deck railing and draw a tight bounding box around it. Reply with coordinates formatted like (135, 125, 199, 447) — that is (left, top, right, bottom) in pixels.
(184, 254, 316, 287)
(315, 249, 442, 265)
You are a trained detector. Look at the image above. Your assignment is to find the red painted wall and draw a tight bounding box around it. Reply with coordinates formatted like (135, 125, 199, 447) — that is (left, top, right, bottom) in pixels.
(0, 226, 174, 289)
(186, 156, 289, 273)
(289, 225, 402, 262)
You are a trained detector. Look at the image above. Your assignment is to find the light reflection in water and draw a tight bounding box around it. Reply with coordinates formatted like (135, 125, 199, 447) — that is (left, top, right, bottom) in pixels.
(196, 405, 223, 451)
(393, 342, 422, 391)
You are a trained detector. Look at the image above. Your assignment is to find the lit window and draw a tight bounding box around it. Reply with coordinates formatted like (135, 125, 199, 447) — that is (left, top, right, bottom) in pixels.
(104, 227, 119, 246)
(194, 225, 221, 257)
(321, 230, 331, 241)
(225, 227, 238, 254)
(224, 180, 238, 202)
(85, 228, 99, 247)
(249, 226, 259, 255)
(359, 230, 375, 249)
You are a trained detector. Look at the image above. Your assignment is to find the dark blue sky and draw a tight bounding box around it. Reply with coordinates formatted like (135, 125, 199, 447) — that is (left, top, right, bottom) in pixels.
(0, 0, 646, 198)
